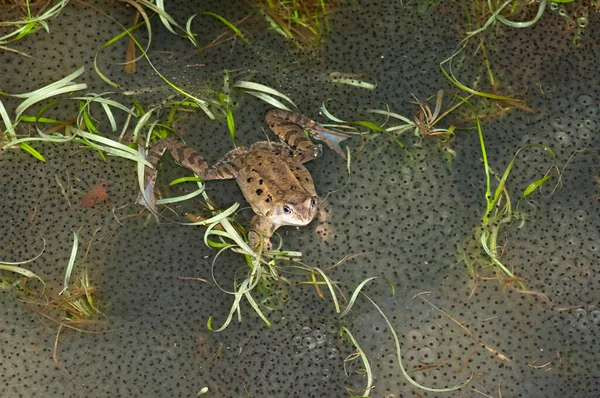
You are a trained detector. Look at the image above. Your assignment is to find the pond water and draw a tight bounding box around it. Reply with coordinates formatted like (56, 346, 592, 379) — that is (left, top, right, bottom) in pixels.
(1, 1, 599, 397)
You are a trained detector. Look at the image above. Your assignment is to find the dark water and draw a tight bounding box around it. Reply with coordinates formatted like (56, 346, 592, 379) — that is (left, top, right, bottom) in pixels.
(1, 1, 599, 397)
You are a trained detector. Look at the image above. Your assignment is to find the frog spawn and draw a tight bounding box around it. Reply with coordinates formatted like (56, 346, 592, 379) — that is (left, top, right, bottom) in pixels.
(0, 1, 600, 397)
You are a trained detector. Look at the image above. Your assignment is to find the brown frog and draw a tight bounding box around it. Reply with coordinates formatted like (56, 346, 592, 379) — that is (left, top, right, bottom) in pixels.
(140, 109, 349, 251)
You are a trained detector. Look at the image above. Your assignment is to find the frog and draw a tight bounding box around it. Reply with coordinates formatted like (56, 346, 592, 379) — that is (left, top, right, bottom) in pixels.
(139, 109, 349, 251)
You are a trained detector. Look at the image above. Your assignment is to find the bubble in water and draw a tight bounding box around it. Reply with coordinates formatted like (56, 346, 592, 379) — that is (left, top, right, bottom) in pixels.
(574, 209, 588, 221)
(578, 127, 591, 140)
(585, 106, 598, 118)
(419, 347, 435, 363)
(553, 130, 573, 145)
(325, 346, 338, 359)
(577, 95, 594, 106)
(303, 335, 317, 350)
(590, 310, 600, 325)
(550, 116, 570, 129)
(407, 330, 423, 344)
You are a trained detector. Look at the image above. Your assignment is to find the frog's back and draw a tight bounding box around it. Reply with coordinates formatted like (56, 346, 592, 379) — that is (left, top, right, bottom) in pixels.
(236, 142, 317, 216)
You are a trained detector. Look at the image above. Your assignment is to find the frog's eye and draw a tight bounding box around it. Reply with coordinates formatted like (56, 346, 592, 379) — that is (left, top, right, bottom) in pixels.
(310, 198, 317, 207)
(283, 205, 293, 214)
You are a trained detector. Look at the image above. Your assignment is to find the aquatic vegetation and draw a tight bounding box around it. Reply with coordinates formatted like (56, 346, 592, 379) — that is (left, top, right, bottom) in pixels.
(192, 207, 473, 394)
(305, 275, 472, 395)
(321, 92, 462, 157)
(50, 232, 103, 322)
(0, 237, 46, 289)
(1, 231, 108, 366)
(0, 0, 69, 57)
(462, 97, 558, 294)
(547, 0, 596, 47)
(31, 232, 108, 366)
(440, 0, 599, 106)
(256, 0, 338, 49)
(439, 0, 551, 107)
(202, 11, 249, 45)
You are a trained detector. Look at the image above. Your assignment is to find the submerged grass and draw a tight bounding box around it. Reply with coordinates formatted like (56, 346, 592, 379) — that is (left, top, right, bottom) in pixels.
(257, 0, 339, 49)
(181, 207, 472, 394)
(55, 232, 103, 322)
(0, 237, 46, 288)
(321, 92, 467, 159)
(0, 0, 69, 57)
(462, 96, 558, 294)
(438, 0, 552, 109)
(299, 274, 472, 394)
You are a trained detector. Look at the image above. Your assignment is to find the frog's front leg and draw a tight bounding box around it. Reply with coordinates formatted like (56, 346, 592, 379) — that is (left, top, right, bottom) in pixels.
(248, 215, 278, 252)
(265, 109, 350, 160)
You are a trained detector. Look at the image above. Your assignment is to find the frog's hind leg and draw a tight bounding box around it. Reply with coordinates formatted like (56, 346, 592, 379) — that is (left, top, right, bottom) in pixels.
(265, 109, 350, 160)
(265, 110, 323, 163)
(145, 138, 247, 182)
(139, 138, 247, 215)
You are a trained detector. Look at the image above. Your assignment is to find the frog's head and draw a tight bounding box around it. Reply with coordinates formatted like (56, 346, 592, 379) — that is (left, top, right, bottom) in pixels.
(270, 196, 318, 227)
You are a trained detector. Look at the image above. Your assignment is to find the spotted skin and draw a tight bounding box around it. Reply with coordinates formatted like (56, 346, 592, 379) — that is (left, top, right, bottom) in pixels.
(140, 110, 348, 252)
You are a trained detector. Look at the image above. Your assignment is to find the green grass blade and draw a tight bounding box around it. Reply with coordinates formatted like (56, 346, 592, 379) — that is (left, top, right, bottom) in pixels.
(100, 102, 117, 131)
(242, 91, 292, 111)
(233, 81, 297, 108)
(208, 279, 249, 332)
(495, 0, 547, 28)
(63, 231, 79, 291)
(367, 109, 414, 125)
(340, 327, 373, 397)
(0, 99, 16, 138)
(19, 116, 64, 124)
(19, 142, 45, 162)
(131, 108, 155, 142)
(169, 176, 203, 186)
(155, 0, 177, 34)
(321, 99, 347, 123)
(458, 96, 493, 217)
(15, 83, 88, 122)
(244, 291, 271, 327)
(202, 12, 249, 44)
(0, 237, 46, 265)
(312, 267, 340, 313)
(361, 292, 472, 392)
(184, 203, 239, 226)
(340, 276, 379, 317)
(353, 120, 387, 133)
(0, 264, 44, 284)
(330, 72, 376, 90)
(7, 66, 84, 99)
(155, 185, 205, 204)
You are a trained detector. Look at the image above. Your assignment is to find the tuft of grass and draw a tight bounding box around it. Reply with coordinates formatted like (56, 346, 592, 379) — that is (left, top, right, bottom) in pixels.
(0, 0, 69, 57)
(0, 237, 46, 288)
(218, 71, 236, 144)
(0, 66, 87, 142)
(53, 232, 103, 322)
(256, 0, 339, 49)
(462, 96, 559, 292)
(202, 11, 249, 44)
(438, 0, 552, 106)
